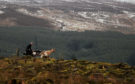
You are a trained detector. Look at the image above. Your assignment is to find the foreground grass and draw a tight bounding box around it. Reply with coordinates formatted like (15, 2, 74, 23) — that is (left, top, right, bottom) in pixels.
(0, 56, 135, 84)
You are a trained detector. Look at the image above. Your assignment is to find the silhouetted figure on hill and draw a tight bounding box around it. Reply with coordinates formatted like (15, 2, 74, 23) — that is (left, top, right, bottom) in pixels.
(25, 42, 33, 55)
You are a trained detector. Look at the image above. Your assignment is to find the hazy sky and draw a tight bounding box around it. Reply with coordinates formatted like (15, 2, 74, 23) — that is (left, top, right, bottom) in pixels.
(116, 0, 135, 3)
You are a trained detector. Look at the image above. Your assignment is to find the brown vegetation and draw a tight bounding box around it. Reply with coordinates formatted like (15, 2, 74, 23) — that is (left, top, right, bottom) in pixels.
(0, 57, 134, 84)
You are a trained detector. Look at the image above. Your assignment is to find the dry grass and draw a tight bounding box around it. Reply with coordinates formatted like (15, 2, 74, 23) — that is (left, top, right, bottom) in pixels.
(0, 57, 134, 84)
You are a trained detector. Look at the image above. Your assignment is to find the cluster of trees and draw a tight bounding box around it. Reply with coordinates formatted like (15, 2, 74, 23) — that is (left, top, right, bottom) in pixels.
(0, 26, 135, 64)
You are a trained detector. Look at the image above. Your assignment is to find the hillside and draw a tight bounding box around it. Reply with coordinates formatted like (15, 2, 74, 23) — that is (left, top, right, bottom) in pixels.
(0, 5, 55, 29)
(0, 0, 135, 33)
(1, 26, 135, 65)
(0, 57, 135, 84)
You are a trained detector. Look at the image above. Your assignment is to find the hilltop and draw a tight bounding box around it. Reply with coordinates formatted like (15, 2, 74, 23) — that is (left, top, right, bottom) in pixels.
(0, 56, 135, 84)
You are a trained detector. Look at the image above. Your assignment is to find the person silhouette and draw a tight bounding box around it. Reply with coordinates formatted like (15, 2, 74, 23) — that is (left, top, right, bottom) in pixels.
(25, 42, 33, 55)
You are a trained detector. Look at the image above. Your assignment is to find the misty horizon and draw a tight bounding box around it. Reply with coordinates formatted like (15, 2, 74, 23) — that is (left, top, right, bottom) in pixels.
(0, 0, 135, 3)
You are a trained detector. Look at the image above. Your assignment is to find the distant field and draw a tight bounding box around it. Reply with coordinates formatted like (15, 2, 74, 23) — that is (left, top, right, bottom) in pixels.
(0, 26, 135, 65)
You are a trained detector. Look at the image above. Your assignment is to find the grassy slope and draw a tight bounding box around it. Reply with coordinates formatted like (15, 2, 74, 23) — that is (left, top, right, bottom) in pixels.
(0, 57, 135, 84)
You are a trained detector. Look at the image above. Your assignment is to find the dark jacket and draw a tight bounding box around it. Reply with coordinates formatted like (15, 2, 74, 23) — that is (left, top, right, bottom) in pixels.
(26, 44, 32, 51)
(26, 44, 32, 55)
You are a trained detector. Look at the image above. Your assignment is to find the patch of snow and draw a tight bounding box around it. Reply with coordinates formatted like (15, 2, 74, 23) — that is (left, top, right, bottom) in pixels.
(0, 10, 4, 14)
(91, 13, 98, 17)
(78, 12, 91, 19)
(37, 10, 44, 16)
(96, 19, 104, 23)
(17, 8, 45, 17)
(103, 14, 109, 18)
(128, 14, 135, 18)
(17, 8, 29, 14)
(115, 0, 135, 4)
(123, 11, 129, 14)
(123, 11, 135, 18)
(56, 19, 63, 23)
(109, 4, 121, 8)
